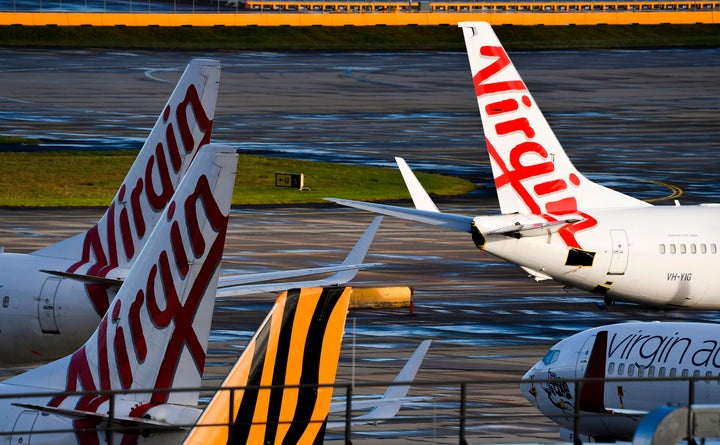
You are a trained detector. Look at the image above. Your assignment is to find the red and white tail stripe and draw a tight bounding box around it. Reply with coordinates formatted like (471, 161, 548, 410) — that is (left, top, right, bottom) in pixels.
(6, 145, 237, 439)
(460, 22, 647, 217)
(33, 59, 221, 317)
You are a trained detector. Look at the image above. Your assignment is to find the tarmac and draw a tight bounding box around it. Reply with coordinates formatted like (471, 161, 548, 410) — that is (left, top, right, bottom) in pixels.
(1, 48, 719, 443)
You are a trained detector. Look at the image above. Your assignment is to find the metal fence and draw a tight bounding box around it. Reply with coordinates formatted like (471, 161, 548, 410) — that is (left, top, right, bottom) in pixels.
(4, 375, 720, 444)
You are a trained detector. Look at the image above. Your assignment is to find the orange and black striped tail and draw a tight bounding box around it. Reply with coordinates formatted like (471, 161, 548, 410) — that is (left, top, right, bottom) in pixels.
(184, 286, 351, 445)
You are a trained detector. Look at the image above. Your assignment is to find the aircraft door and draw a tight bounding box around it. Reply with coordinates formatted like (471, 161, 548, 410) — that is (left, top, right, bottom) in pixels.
(38, 277, 61, 334)
(576, 334, 596, 380)
(11, 410, 38, 445)
(608, 229, 629, 275)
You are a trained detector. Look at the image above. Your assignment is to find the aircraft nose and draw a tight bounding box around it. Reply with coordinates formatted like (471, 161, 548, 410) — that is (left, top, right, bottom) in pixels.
(519, 363, 541, 405)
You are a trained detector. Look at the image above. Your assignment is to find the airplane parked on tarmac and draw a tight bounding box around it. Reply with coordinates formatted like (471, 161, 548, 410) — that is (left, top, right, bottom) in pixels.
(328, 21, 720, 310)
(0, 145, 426, 443)
(521, 321, 720, 442)
(0, 143, 374, 445)
(0, 58, 379, 366)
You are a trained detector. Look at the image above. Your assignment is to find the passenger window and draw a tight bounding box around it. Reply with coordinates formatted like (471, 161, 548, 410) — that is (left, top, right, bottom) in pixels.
(701, 244, 708, 254)
(659, 367, 666, 377)
(1, 296, 8, 308)
(712, 244, 717, 254)
(628, 364, 635, 377)
(618, 364, 625, 375)
(670, 244, 677, 254)
(608, 362, 615, 375)
(648, 366, 655, 377)
(670, 368, 677, 377)
(659, 244, 666, 254)
(682, 369, 689, 378)
(691, 244, 697, 254)
(638, 366, 645, 377)
(680, 244, 687, 254)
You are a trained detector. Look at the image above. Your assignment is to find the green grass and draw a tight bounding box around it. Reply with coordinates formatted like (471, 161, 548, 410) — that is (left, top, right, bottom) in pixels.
(1, 24, 719, 50)
(0, 135, 40, 145)
(0, 151, 476, 207)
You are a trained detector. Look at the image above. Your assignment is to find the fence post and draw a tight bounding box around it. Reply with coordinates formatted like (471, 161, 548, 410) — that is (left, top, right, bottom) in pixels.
(573, 380, 581, 445)
(108, 391, 115, 445)
(229, 388, 235, 445)
(345, 383, 353, 445)
(688, 379, 695, 443)
(459, 382, 468, 445)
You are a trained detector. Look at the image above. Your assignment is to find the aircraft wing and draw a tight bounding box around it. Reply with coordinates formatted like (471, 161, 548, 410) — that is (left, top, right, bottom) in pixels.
(328, 157, 473, 232)
(216, 216, 383, 298)
(326, 198, 473, 233)
(328, 339, 431, 427)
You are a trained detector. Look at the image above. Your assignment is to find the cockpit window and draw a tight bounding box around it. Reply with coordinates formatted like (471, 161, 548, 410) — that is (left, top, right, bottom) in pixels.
(542, 349, 560, 365)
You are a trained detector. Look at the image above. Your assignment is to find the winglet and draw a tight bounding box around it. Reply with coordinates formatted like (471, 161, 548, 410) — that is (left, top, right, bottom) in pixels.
(350, 340, 431, 424)
(324, 215, 383, 285)
(183, 286, 352, 445)
(395, 158, 439, 212)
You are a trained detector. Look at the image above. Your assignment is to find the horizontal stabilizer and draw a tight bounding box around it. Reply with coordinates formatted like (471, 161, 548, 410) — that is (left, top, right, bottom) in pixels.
(12, 403, 181, 429)
(326, 198, 473, 233)
(215, 263, 382, 297)
(520, 266, 553, 281)
(216, 216, 383, 297)
(217, 263, 382, 289)
(484, 218, 581, 238)
(39, 269, 125, 287)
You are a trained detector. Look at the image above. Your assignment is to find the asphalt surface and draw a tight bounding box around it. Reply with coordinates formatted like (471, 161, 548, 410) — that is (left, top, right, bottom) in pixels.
(1, 48, 719, 443)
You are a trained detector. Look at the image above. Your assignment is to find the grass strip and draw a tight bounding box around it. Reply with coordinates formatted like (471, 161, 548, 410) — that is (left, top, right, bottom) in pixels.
(0, 151, 477, 207)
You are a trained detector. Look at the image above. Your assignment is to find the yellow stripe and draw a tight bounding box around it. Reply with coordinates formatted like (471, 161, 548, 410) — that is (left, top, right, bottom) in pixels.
(247, 294, 286, 443)
(183, 288, 350, 445)
(274, 288, 320, 441)
(296, 287, 351, 443)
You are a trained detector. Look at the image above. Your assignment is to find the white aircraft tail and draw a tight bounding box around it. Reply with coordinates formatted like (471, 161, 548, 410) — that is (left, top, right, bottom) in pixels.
(33, 58, 221, 315)
(7, 144, 238, 411)
(459, 22, 648, 216)
(183, 286, 352, 445)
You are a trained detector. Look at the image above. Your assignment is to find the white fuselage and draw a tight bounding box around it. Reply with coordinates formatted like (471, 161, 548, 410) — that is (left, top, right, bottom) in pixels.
(521, 321, 720, 441)
(477, 205, 720, 308)
(0, 252, 119, 365)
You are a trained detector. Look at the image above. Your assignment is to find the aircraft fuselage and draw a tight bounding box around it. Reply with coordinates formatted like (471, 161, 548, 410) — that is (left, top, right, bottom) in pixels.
(477, 205, 720, 308)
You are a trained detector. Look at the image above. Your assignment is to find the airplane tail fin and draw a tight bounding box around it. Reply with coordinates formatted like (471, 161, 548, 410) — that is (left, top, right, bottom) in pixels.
(8, 144, 238, 410)
(32, 58, 221, 317)
(183, 286, 352, 445)
(34, 58, 220, 266)
(459, 22, 648, 215)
